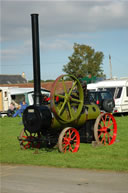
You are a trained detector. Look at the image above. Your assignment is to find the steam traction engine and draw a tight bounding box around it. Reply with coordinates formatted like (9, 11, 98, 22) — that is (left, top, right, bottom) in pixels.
(18, 14, 117, 153)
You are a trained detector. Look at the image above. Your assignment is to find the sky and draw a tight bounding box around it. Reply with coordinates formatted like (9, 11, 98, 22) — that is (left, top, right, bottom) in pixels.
(0, 0, 128, 81)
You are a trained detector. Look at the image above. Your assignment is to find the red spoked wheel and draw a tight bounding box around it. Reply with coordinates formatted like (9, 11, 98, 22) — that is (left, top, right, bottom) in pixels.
(58, 127, 80, 153)
(18, 128, 41, 149)
(94, 113, 117, 145)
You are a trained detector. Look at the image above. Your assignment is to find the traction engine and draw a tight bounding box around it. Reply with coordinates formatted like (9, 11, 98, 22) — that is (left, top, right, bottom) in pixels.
(18, 14, 117, 153)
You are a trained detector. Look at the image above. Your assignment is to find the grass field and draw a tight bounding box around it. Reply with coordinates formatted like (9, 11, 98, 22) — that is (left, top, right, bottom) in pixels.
(0, 115, 128, 171)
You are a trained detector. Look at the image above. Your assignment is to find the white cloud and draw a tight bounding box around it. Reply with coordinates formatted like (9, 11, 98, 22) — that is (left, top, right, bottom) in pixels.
(1, 0, 128, 80)
(42, 39, 72, 50)
(1, 0, 128, 60)
(1, 48, 22, 60)
(1, 1, 128, 42)
(1, 39, 31, 60)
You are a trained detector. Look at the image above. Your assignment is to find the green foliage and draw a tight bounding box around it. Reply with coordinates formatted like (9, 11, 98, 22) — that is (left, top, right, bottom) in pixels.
(44, 80, 54, 82)
(28, 80, 54, 82)
(0, 116, 128, 171)
(63, 43, 105, 79)
(28, 80, 34, 83)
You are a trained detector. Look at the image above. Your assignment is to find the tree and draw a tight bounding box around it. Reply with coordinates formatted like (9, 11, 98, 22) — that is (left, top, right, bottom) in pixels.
(63, 43, 105, 79)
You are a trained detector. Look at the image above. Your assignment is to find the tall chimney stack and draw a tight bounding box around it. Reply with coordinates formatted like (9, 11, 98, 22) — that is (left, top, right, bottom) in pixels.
(31, 14, 42, 106)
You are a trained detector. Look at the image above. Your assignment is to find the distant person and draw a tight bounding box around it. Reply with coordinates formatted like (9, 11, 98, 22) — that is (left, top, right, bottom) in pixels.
(81, 81, 90, 104)
(7, 102, 15, 117)
(13, 100, 28, 117)
(11, 100, 19, 109)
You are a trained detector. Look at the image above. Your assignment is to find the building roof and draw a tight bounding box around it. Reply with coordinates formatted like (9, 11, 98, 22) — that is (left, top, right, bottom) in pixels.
(0, 74, 27, 84)
(0, 81, 73, 92)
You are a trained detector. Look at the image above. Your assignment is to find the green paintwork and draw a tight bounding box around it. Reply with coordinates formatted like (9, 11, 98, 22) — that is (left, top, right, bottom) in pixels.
(50, 74, 84, 123)
(49, 74, 100, 131)
(50, 103, 100, 131)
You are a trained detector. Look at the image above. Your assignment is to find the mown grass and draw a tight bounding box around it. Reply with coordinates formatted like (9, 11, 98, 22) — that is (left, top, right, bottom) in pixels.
(0, 115, 128, 171)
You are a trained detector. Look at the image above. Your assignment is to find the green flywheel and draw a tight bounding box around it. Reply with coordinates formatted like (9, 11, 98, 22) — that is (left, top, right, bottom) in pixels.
(50, 74, 84, 123)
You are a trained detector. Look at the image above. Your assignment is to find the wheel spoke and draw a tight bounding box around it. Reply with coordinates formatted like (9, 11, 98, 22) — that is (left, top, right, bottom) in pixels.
(107, 116, 111, 127)
(104, 114, 107, 123)
(107, 132, 111, 144)
(98, 132, 102, 139)
(98, 123, 103, 131)
(64, 132, 68, 139)
(101, 116, 106, 126)
(71, 134, 77, 140)
(98, 122, 103, 130)
(63, 144, 68, 152)
(101, 134, 105, 144)
(70, 97, 82, 103)
(67, 101, 74, 119)
(58, 99, 67, 115)
(69, 145, 73, 152)
(107, 132, 113, 139)
(24, 143, 30, 149)
(104, 134, 106, 145)
(68, 81, 77, 95)
(107, 122, 113, 128)
(62, 78, 67, 94)
(63, 137, 68, 142)
(55, 94, 65, 99)
(70, 130, 74, 137)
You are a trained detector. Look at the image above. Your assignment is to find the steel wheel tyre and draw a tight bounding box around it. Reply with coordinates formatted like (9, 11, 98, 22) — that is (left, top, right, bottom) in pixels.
(58, 127, 80, 153)
(94, 113, 117, 145)
(19, 128, 41, 149)
(50, 74, 84, 123)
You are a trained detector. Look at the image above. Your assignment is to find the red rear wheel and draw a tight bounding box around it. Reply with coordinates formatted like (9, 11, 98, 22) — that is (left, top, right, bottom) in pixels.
(94, 113, 117, 145)
(58, 127, 80, 153)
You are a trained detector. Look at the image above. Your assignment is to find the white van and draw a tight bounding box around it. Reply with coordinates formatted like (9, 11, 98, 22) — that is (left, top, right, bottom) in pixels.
(87, 79, 128, 113)
(0, 87, 50, 115)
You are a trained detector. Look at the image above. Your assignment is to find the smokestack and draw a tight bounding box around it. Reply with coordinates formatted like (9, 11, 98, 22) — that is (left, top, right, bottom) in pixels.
(31, 14, 42, 106)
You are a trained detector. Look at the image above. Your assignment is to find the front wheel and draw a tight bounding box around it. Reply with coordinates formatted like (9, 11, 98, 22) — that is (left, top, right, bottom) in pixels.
(94, 113, 117, 145)
(18, 128, 41, 149)
(58, 127, 80, 153)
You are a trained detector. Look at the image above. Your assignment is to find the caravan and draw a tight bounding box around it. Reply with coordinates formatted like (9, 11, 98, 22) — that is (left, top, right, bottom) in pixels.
(87, 79, 128, 113)
(0, 87, 50, 115)
(0, 87, 11, 113)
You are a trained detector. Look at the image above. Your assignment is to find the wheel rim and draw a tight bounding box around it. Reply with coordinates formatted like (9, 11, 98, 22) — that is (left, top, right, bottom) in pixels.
(94, 113, 117, 145)
(50, 74, 84, 123)
(58, 127, 80, 153)
(19, 128, 41, 149)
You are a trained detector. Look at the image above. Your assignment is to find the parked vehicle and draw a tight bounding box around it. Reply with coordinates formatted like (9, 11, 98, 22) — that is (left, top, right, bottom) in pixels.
(88, 90, 115, 113)
(0, 87, 50, 116)
(0, 87, 11, 114)
(87, 79, 128, 113)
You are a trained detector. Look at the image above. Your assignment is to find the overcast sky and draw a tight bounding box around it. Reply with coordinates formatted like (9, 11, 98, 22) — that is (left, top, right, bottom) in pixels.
(1, 0, 128, 80)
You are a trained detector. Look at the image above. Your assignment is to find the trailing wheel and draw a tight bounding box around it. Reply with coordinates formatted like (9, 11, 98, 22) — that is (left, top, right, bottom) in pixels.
(94, 113, 117, 145)
(50, 74, 84, 123)
(18, 128, 41, 149)
(58, 127, 80, 153)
